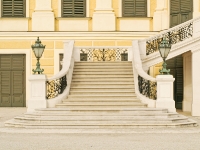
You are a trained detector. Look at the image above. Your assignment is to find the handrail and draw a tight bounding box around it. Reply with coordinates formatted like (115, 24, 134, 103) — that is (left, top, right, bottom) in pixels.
(142, 16, 200, 56)
(46, 40, 74, 100)
(132, 40, 157, 101)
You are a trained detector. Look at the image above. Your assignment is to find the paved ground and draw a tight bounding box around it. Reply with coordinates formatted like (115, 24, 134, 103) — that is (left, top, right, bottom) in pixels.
(1, 107, 200, 150)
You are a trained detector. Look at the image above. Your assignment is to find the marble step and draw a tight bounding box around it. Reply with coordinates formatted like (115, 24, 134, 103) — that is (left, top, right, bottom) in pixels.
(69, 88, 135, 92)
(73, 69, 133, 72)
(70, 84, 135, 88)
(74, 62, 132, 66)
(61, 102, 143, 105)
(69, 92, 136, 95)
(74, 66, 132, 69)
(55, 104, 147, 108)
(5, 119, 197, 129)
(72, 74, 134, 78)
(67, 95, 137, 99)
(73, 72, 133, 75)
(72, 78, 134, 82)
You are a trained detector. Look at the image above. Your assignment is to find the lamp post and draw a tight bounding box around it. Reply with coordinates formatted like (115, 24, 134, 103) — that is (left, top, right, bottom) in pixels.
(158, 37, 171, 75)
(31, 37, 46, 74)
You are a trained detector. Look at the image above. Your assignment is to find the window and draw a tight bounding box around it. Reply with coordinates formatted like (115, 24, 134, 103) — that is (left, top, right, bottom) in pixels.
(1, 0, 26, 17)
(61, 0, 86, 17)
(122, 0, 147, 17)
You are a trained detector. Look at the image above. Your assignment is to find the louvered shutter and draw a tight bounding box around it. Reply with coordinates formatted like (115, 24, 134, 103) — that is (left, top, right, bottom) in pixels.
(2, 0, 25, 17)
(62, 0, 86, 17)
(170, 0, 192, 27)
(122, 0, 147, 17)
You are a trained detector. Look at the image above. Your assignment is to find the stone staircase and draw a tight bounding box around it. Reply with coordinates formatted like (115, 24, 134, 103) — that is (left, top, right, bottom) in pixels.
(5, 62, 197, 129)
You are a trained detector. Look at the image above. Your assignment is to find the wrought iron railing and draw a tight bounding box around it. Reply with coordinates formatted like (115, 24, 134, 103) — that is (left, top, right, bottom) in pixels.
(80, 48, 128, 61)
(46, 75, 67, 99)
(146, 22, 193, 55)
(138, 75, 157, 100)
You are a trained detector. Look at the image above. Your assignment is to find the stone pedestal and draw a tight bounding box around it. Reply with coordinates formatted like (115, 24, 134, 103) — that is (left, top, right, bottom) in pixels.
(153, 0, 169, 31)
(27, 75, 47, 112)
(92, 0, 115, 31)
(32, 0, 54, 31)
(156, 75, 176, 112)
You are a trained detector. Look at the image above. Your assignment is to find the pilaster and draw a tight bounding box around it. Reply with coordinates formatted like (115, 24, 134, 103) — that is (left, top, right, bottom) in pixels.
(92, 0, 116, 31)
(191, 48, 200, 116)
(193, 0, 200, 18)
(182, 52, 192, 112)
(32, 0, 55, 31)
(156, 75, 176, 112)
(153, 0, 169, 31)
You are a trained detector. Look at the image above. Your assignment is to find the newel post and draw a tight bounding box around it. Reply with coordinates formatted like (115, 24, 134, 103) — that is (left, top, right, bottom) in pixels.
(27, 75, 47, 112)
(156, 75, 176, 112)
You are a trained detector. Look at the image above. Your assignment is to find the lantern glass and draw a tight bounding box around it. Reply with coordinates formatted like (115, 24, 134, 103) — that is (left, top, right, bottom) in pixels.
(33, 47, 44, 58)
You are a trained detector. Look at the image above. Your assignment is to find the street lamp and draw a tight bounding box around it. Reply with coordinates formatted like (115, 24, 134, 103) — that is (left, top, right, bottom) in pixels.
(158, 37, 171, 75)
(31, 37, 46, 74)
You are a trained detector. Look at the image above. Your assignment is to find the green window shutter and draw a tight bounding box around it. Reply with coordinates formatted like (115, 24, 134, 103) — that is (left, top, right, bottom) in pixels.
(122, 0, 147, 17)
(170, 0, 193, 27)
(2, 0, 25, 17)
(180, 0, 192, 13)
(62, 0, 86, 17)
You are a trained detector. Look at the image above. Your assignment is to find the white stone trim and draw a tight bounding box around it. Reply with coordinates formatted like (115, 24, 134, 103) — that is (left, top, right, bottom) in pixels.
(58, 0, 90, 17)
(0, 49, 31, 107)
(54, 49, 64, 75)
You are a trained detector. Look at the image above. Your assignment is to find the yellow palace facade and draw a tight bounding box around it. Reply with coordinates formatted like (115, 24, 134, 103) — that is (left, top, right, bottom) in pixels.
(0, 0, 200, 116)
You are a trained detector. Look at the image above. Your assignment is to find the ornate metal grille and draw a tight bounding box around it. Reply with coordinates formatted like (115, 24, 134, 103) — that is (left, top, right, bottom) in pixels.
(80, 48, 128, 61)
(46, 75, 67, 99)
(146, 22, 193, 55)
(138, 75, 157, 100)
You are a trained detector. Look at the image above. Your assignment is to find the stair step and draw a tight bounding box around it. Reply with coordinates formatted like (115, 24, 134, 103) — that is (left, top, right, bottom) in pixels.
(70, 89, 135, 92)
(61, 102, 143, 105)
(73, 69, 133, 72)
(74, 62, 132, 66)
(72, 78, 134, 81)
(70, 85, 135, 88)
(67, 95, 137, 99)
(69, 92, 135, 95)
(55, 105, 147, 108)
(74, 66, 132, 69)
(63, 99, 140, 102)
(71, 82, 134, 84)
(73, 72, 133, 75)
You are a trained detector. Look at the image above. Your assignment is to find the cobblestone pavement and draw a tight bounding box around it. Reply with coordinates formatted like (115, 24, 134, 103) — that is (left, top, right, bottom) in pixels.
(1, 108, 200, 150)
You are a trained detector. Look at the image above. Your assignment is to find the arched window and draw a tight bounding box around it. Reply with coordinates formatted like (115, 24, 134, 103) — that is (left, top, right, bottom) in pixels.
(122, 0, 147, 17)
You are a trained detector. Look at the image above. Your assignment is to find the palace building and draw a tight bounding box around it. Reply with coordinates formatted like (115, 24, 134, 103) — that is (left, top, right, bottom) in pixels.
(1, 0, 200, 128)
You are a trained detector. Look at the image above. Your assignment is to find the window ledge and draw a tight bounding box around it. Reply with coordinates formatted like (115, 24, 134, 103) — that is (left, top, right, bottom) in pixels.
(56, 17, 92, 20)
(0, 17, 31, 20)
(117, 17, 153, 20)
